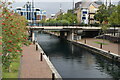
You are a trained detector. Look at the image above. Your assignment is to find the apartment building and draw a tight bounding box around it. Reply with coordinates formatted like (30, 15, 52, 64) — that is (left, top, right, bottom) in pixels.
(75, 0, 102, 24)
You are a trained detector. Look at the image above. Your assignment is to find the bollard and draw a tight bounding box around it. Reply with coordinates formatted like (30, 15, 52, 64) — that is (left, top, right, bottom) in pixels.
(33, 40, 35, 44)
(52, 73, 55, 80)
(40, 53, 43, 61)
(85, 39, 86, 44)
(36, 45, 38, 51)
(43, 53, 45, 55)
(100, 43, 102, 49)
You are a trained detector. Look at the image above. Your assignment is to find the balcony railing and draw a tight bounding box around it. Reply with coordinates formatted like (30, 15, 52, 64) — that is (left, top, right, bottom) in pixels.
(89, 11, 96, 13)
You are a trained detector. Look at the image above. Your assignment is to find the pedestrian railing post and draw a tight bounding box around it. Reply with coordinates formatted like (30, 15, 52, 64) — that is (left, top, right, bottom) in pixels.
(52, 73, 55, 80)
(40, 53, 43, 61)
(33, 40, 35, 44)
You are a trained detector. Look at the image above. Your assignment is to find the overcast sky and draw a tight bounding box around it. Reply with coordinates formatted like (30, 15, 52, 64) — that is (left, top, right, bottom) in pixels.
(5, 0, 120, 3)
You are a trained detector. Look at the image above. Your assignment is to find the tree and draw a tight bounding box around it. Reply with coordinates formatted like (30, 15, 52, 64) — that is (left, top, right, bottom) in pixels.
(1, 1, 31, 72)
(94, 4, 116, 24)
(108, 5, 120, 25)
(94, 4, 108, 23)
(57, 20, 70, 26)
(57, 9, 77, 24)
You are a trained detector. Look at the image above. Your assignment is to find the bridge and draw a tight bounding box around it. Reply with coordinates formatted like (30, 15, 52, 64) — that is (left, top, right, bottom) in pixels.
(28, 26, 101, 31)
(28, 26, 120, 41)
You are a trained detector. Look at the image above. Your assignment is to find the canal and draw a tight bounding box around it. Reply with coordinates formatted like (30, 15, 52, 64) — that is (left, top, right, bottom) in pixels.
(37, 32, 120, 79)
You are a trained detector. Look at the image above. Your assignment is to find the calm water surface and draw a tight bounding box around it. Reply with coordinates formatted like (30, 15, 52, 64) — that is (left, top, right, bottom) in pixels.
(37, 33, 120, 78)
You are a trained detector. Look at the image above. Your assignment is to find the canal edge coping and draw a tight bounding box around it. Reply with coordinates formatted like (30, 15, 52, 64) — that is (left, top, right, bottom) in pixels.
(36, 42, 62, 79)
(71, 40, 120, 62)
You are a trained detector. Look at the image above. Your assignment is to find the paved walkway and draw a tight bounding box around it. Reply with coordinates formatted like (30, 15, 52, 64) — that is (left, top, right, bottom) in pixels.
(20, 44, 52, 78)
(78, 38, 120, 56)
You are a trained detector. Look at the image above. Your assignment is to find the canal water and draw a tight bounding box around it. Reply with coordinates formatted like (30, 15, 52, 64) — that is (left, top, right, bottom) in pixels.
(37, 33, 120, 79)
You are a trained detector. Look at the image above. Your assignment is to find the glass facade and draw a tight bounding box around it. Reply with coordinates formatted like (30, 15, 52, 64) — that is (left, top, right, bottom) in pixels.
(15, 2, 46, 22)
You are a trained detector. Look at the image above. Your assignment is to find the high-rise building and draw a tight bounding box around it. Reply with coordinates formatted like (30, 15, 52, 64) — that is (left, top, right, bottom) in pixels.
(15, 2, 46, 24)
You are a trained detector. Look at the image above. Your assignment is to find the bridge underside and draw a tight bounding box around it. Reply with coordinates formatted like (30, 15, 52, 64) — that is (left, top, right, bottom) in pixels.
(30, 28, 100, 41)
(28, 26, 120, 42)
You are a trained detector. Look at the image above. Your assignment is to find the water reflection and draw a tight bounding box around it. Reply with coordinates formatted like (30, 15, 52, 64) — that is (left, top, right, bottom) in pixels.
(94, 54, 120, 78)
(37, 33, 120, 78)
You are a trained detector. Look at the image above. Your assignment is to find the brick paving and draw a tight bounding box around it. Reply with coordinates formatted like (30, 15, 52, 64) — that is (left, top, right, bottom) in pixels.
(20, 44, 52, 78)
(78, 38, 120, 56)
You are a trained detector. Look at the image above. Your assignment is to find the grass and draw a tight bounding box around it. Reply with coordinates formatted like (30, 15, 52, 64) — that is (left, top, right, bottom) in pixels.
(94, 41, 108, 45)
(2, 56, 21, 78)
(0, 56, 2, 78)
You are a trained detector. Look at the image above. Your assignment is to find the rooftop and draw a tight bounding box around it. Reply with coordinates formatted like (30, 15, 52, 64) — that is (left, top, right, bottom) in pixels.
(75, 0, 102, 9)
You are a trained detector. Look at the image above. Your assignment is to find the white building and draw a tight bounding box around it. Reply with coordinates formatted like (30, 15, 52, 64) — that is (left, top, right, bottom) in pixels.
(81, 8, 89, 24)
(15, 2, 46, 24)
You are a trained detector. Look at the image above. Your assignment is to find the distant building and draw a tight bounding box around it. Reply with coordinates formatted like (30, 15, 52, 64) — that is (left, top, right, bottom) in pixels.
(88, 2, 101, 24)
(51, 3, 65, 19)
(75, 0, 102, 24)
(51, 14, 56, 19)
(54, 10, 64, 19)
(118, 1, 120, 5)
(15, 2, 46, 24)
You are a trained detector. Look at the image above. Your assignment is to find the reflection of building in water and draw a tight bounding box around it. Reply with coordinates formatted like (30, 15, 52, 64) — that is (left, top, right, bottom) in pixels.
(15, 2, 46, 24)
(84, 52, 94, 68)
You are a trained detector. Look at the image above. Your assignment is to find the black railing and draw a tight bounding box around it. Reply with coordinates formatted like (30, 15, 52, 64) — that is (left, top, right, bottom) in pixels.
(27, 23, 102, 27)
(27, 23, 120, 28)
(96, 35, 120, 43)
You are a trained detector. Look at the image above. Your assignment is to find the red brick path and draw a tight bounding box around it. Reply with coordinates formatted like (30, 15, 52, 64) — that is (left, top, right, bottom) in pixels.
(78, 38, 120, 56)
(20, 44, 52, 78)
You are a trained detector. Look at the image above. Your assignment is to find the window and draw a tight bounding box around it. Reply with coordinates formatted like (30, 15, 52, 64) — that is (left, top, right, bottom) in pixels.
(82, 17, 86, 20)
(83, 11, 87, 14)
(21, 12, 23, 16)
(36, 9, 40, 11)
(17, 8, 21, 10)
(21, 9, 25, 11)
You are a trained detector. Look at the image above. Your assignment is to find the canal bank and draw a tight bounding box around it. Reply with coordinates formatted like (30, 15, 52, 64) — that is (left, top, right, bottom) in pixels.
(71, 41, 120, 63)
(37, 32, 120, 78)
(20, 43, 62, 79)
(45, 31, 120, 63)
(36, 42, 62, 79)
